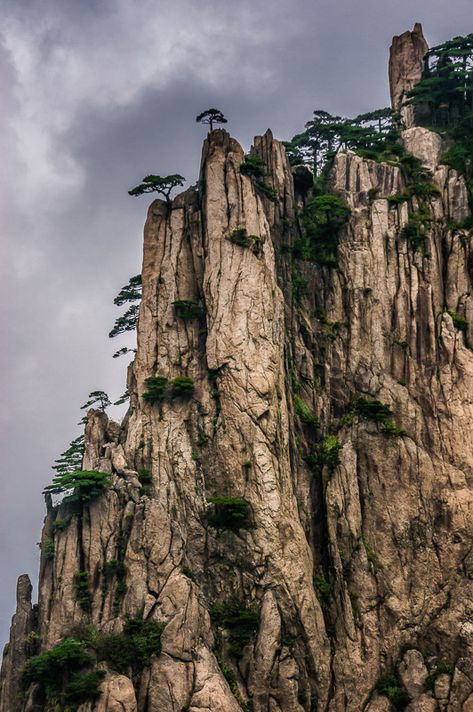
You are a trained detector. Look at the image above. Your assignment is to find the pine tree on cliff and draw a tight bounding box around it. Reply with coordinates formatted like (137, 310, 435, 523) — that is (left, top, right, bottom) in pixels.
(109, 274, 142, 348)
(407, 33, 473, 127)
(196, 108, 228, 132)
(80, 391, 111, 411)
(128, 174, 185, 203)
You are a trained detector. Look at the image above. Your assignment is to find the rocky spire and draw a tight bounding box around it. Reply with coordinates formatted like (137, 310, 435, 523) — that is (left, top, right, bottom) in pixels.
(0, 575, 34, 712)
(389, 22, 429, 127)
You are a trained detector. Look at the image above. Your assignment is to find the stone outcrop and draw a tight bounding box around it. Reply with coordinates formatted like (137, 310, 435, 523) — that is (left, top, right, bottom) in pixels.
(0, 575, 35, 712)
(389, 22, 429, 127)
(2, 26, 473, 712)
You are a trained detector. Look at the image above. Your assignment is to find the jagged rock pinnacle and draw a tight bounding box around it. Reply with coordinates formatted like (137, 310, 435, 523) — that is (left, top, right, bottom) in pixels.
(389, 22, 429, 127)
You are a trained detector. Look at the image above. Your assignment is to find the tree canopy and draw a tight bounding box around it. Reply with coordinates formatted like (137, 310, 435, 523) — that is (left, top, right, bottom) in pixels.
(128, 174, 185, 203)
(43, 470, 111, 504)
(196, 108, 228, 131)
(284, 107, 399, 176)
(52, 435, 84, 476)
(406, 33, 473, 211)
(113, 274, 142, 306)
(80, 391, 111, 411)
(109, 274, 142, 348)
(407, 34, 473, 127)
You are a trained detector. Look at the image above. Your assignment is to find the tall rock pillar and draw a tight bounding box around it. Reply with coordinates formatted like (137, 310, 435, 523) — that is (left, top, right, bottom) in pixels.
(389, 22, 428, 127)
(0, 575, 34, 712)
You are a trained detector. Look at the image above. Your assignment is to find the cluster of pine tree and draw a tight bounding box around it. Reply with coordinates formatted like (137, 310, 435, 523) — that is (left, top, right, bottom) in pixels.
(406, 34, 473, 210)
(283, 108, 402, 179)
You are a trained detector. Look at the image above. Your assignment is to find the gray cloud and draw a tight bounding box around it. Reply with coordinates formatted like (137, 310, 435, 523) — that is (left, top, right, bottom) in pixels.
(1, 0, 471, 645)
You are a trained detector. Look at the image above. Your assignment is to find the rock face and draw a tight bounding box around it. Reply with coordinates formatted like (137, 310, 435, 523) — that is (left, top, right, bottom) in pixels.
(389, 22, 429, 127)
(2, 27, 473, 712)
(0, 575, 35, 712)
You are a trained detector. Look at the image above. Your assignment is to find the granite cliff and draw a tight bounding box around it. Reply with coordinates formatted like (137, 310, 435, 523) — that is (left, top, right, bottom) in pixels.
(2, 23, 473, 712)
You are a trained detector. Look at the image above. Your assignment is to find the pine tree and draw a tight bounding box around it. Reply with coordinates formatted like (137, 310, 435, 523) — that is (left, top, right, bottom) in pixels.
(128, 175, 185, 203)
(80, 391, 111, 411)
(196, 108, 228, 132)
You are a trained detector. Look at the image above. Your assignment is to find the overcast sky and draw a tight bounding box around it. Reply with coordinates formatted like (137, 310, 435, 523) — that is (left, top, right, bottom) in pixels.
(1, 0, 471, 648)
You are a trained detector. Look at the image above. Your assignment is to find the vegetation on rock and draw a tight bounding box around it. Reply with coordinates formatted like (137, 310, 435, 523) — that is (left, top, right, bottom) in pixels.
(142, 375, 168, 403)
(173, 299, 205, 320)
(95, 616, 165, 675)
(206, 496, 251, 531)
(374, 672, 411, 710)
(228, 228, 262, 253)
(196, 108, 228, 131)
(41, 538, 55, 562)
(22, 637, 103, 711)
(128, 174, 185, 203)
(293, 394, 319, 427)
(407, 34, 473, 210)
(306, 435, 341, 475)
(240, 155, 278, 202)
(51, 435, 84, 478)
(74, 571, 92, 612)
(43, 469, 111, 504)
(109, 274, 142, 346)
(210, 599, 260, 659)
(143, 375, 195, 403)
(80, 390, 111, 412)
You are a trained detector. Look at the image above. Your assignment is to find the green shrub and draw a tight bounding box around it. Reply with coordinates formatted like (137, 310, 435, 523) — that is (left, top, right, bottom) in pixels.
(302, 194, 351, 267)
(400, 211, 431, 251)
(240, 155, 268, 179)
(170, 376, 195, 397)
(387, 193, 409, 205)
(313, 574, 331, 598)
(354, 397, 406, 436)
(379, 420, 408, 437)
(138, 468, 152, 494)
(406, 181, 440, 199)
(23, 638, 92, 687)
(206, 496, 251, 531)
(103, 559, 118, 577)
(424, 662, 453, 691)
(361, 536, 376, 565)
(293, 395, 319, 427)
(210, 599, 260, 659)
(52, 517, 71, 533)
(143, 376, 168, 403)
(255, 181, 278, 202)
(375, 673, 410, 710)
(354, 398, 392, 422)
(240, 155, 278, 203)
(229, 229, 262, 251)
(306, 436, 341, 476)
(441, 144, 470, 175)
(43, 470, 111, 504)
(143, 375, 195, 402)
(292, 237, 312, 260)
(173, 300, 205, 320)
(447, 310, 468, 334)
(41, 538, 55, 561)
(74, 571, 91, 613)
(95, 616, 164, 675)
(63, 670, 105, 706)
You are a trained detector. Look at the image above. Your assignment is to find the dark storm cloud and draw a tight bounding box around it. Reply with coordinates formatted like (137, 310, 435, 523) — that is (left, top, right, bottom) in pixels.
(1, 0, 471, 645)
